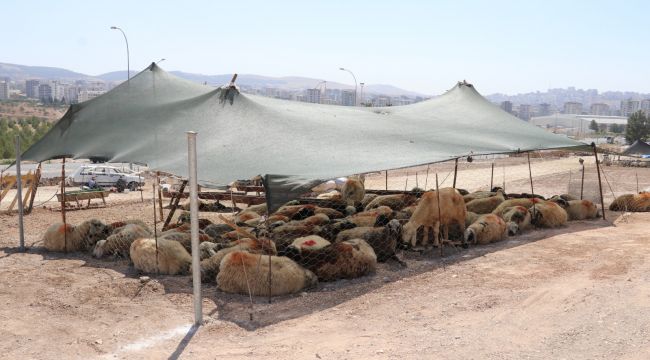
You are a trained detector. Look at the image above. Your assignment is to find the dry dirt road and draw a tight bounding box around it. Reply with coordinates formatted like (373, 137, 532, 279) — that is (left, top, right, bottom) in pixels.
(0, 211, 649, 359)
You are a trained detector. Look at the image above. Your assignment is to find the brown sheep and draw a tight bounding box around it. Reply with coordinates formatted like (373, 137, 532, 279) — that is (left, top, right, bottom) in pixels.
(563, 200, 599, 220)
(609, 193, 650, 212)
(291, 235, 331, 251)
(492, 198, 543, 217)
(217, 251, 318, 296)
(501, 205, 532, 233)
(92, 223, 153, 258)
(335, 219, 404, 264)
(529, 201, 568, 228)
(130, 237, 192, 275)
(462, 187, 504, 203)
(465, 211, 480, 227)
(364, 194, 417, 211)
(341, 177, 365, 206)
(464, 214, 508, 245)
(465, 190, 506, 214)
(361, 193, 379, 209)
(402, 188, 466, 248)
(43, 219, 111, 252)
(284, 238, 377, 281)
(348, 206, 393, 227)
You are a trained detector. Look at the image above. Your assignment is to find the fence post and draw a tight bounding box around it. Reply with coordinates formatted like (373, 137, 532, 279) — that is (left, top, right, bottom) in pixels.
(592, 143, 606, 220)
(187, 131, 202, 326)
(60, 157, 67, 252)
(15, 136, 25, 252)
(452, 158, 459, 188)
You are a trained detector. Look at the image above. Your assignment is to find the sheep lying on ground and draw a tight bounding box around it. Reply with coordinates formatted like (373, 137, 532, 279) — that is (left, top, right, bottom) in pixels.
(529, 201, 568, 228)
(556, 199, 599, 220)
(361, 193, 379, 209)
(285, 238, 377, 281)
(317, 219, 357, 241)
(348, 206, 393, 227)
(501, 206, 531, 233)
(341, 176, 365, 206)
(464, 214, 509, 245)
(465, 211, 480, 227)
(130, 237, 192, 275)
(291, 235, 331, 251)
(93, 223, 153, 258)
(217, 251, 318, 296)
(462, 187, 504, 203)
(200, 237, 277, 282)
(364, 194, 416, 211)
(402, 188, 466, 248)
(492, 198, 542, 217)
(43, 219, 111, 252)
(609, 193, 650, 212)
(108, 219, 149, 232)
(465, 189, 505, 214)
(336, 219, 404, 264)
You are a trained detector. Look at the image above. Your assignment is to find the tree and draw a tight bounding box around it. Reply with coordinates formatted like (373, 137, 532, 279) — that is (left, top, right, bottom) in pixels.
(625, 110, 649, 144)
(609, 123, 623, 133)
(589, 119, 599, 132)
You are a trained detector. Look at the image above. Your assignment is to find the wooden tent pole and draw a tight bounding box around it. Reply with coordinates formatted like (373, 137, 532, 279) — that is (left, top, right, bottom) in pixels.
(156, 171, 163, 221)
(452, 158, 459, 188)
(27, 163, 42, 214)
(490, 162, 494, 190)
(527, 152, 536, 220)
(580, 162, 585, 200)
(592, 143, 606, 220)
(385, 170, 388, 190)
(163, 180, 187, 229)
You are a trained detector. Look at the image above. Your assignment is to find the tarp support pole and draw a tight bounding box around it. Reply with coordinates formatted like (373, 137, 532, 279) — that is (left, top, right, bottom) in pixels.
(527, 152, 536, 220)
(163, 180, 187, 229)
(580, 163, 585, 200)
(385, 170, 388, 190)
(187, 131, 202, 326)
(636, 171, 639, 194)
(15, 136, 25, 252)
(490, 162, 494, 190)
(27, 163, 42, 214)
(152, 182, 159, 273)
(61, 157, 67, 252)
(156, 172, 163, 221)
(452, 158, 459, 188)
(592, 143, 606, 220)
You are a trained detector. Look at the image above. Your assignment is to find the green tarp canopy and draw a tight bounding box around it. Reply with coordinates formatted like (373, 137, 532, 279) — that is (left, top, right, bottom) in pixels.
(622, 140, 650, 156)
(19, 63, 585, 209)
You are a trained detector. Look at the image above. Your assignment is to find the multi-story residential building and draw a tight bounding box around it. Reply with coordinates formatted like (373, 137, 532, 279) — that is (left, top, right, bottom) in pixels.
(563, 101, 583, 114)
(341, 90, 356, 106)
(38, 83, 52, 102)
(0, 81, 9, 100)
(620, 99, 641, 117)
(517, 104, 531, 120)
(640, 99, 650, 114)
(51, 81, 65, 102)
(537, 103, 551, 116)
(589, 103, 610, 116)
(305, 88, 321, 104)
(25, 79, 40, 98)
(500, 101, 513, 113)
(78, 89, 106, 103)
(66, 86, 79, 103)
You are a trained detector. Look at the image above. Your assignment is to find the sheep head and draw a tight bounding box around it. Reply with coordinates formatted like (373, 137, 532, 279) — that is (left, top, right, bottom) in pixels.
(506, 221, 519, 236)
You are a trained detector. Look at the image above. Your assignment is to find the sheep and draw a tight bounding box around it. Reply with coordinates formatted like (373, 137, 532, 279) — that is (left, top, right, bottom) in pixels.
(317, 219, 357, 241)
(159, 230, 214, 253)
(43, 219, 111, 252)
(529, 201, 568, 228)
(464, 214, 508, 245)
(609, 193, 650, 212)
(204, 223, 238, 240)
(556, 199, 599, 220)
(216, 251, 318, 296)
(291, 235, 331, 251)
(465, 211, 480, 227)
(364, 194, 417, 211)
(402, 188, 466, 248)
(549, 194, 578, 202)
(235, 211, 261, 224)
(200, 237, 277, 282)
(130, 237, 192, 275)
(108, 219, 150, 233)
(361, 193, 379, 209)
(313, 207, 345, 219)
(492, 198, 543, 217)
(341, 176, 365, 206)
(335, 219, 405, 265)
(348, 206, 393, 227)
(501, 205, 532, 233)
(243, 203, 268, 216)
(287, 213, 330, 227)
(317, 191, 342, 201)
(200, 241, 219, 260)
(92, 223, 153, 258)
(462, 187, 504, 203)
(465, 189, 506, 214)
(284, 239, 377, 282)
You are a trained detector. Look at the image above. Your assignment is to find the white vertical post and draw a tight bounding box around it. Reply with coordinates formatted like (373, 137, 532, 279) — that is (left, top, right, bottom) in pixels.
(15, 136, 25, 252)
(187, 131, 202, 325)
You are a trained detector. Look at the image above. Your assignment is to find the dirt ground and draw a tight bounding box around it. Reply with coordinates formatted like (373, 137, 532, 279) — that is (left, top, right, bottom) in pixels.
(0, 158, 649, 359)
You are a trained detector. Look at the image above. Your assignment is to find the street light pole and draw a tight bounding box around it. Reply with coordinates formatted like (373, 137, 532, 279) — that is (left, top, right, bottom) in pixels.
(360, 82, 365, 106)
(339, 67, 357, 106)
(110, 26, 130, 82)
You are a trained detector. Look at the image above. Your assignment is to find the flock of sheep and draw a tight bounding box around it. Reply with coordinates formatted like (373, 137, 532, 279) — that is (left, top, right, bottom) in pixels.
(41, 177, 649, 297)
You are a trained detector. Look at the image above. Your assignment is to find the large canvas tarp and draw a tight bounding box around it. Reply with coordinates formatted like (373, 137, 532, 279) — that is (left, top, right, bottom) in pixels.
(622, 140, 650, 156)
(19, 63, 584, 208)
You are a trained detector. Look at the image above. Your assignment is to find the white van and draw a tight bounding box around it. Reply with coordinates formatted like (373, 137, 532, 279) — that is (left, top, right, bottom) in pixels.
(67, 165, 144, 191)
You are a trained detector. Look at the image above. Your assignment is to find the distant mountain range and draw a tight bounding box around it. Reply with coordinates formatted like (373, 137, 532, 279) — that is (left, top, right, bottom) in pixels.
(0, 62, 425, 97)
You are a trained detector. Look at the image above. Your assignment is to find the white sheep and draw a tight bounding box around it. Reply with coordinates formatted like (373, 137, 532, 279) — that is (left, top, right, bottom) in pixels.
(130, 237, 192, 275)
(43, 219, 111, 252)
(93, 223, 153, 258)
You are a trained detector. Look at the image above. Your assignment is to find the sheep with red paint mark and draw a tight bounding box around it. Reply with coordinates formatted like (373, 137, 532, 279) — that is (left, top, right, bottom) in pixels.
(43, 219, 111, 252)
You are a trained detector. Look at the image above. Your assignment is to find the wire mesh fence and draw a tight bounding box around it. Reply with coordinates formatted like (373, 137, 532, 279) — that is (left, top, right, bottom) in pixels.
(33, 150, 650, 323)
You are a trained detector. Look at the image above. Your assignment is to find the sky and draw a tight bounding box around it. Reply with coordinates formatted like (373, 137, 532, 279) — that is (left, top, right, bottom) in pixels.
(4, 0, 650, 95)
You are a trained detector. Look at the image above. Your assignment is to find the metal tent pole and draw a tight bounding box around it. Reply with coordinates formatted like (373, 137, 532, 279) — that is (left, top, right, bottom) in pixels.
(580, 162, 585, 200)
(490, 162, 494, 190)
(15, 136, 24, 252)
(385, 170, 388, 190)
(527, 152, 536, 220)
(187, 131, 202, 325)
(61, 157, 67, 252)
(592, 143, 606, 220)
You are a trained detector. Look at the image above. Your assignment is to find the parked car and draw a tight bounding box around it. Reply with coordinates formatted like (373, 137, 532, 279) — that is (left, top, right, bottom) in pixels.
(67, 165, 144, 191)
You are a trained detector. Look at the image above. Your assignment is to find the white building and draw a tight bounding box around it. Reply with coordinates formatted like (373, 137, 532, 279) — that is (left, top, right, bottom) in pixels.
(530, 114, 627, 137)
(563, 101, 583, 114)
(78, 89, 106, 103)
(620, 99, 641, 117)
(305, 88, 321, 104)
(341, 90, 356, 106)
(0, 81, 9, 100)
